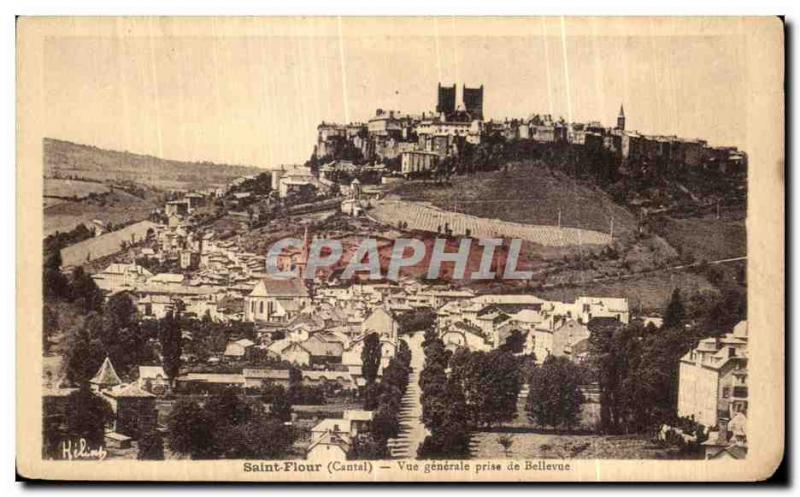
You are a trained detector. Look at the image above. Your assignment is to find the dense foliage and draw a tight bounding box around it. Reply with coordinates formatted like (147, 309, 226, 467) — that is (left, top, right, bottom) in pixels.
(166, 388, 293, 459)
(526, 356, 584, 430)
(350, 340, 411, 459)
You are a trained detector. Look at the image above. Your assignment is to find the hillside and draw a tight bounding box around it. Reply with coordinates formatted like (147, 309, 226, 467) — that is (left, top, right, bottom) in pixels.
(44, 187, 159, 238)
(390, 163, 638, 238)
(44, 138, 264, 190)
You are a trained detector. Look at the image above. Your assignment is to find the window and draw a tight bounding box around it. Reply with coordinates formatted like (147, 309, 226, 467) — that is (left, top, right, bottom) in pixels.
(259, 301, 264, 314)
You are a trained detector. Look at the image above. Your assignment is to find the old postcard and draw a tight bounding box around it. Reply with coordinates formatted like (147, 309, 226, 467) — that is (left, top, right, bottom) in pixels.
(16, 16, 784, 482)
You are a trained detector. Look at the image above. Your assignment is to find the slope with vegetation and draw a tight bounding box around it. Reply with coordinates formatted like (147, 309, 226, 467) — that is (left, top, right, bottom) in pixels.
(45, 138, 263, 190)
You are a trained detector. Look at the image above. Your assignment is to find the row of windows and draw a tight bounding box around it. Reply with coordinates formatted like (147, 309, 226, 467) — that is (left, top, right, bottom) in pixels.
(249, 299, 275, 316)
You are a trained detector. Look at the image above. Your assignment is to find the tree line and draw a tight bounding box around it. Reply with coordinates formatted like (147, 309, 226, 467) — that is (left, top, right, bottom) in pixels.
(417, 328, 523, 459)
(166, 387, 294, 459)
(350, 335, 412, 459)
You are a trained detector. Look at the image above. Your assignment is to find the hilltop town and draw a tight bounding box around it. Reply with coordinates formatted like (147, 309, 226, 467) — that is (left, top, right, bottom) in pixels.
(42, 83, 748, 463)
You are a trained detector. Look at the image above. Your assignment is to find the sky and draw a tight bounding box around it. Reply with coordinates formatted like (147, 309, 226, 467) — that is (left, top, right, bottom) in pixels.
(42, 17, 750, 169)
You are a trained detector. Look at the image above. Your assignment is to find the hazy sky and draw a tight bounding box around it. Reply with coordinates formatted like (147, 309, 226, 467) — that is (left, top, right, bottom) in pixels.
(43, 17, 750, 169)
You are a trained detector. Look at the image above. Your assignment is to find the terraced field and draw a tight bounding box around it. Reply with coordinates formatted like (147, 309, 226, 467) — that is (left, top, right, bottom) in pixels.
(390, 164, 637, 237)
(369, 200, 611, 247)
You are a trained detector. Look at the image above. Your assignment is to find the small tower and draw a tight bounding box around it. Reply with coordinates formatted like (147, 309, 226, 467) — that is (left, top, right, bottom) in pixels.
(616, 103, 625, 131)
(350, 178, 362, 200)
(90, 357, 122, 392)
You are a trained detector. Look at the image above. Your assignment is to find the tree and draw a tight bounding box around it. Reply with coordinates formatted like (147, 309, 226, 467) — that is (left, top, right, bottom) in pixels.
(159, 311, 182, 383)
(500, 329, 526, 353)
(361, 332, 382, 385)
(43, 304, 59, 354)
(168, 389, 294, 460)
(269, 385, 293, 423)
(588, 317, 626, 432)
(105, 292, 138, 330)
(70, 266, 104, 312)
(137, 431, 165, 460)
(98, 294, 152, 378)
(664, 288, 685, 329)
(260, 380, 285, 402)
(422, 327, 439, 348)
(371, 402, 400, 442)
(383, 359, 410, 395)
(205, 387, 261, 427)
(396, 340, 412, 368)
(622, 324, 696, 431)
(214, 412, 293, 459)
(287, 366, 303, 404)
(43, 251, 69, 300)
(419, 336, 451, 430)
(166, 399, 214, 458)
(526, 356, 584, 430)
(497, 434, 514, 457)
(64, 316, 105, 385)
(362, 381, 382, 411)
(418, 377, 471, 459)
(64, 385, 115, 447)
(396, 307, 437, 334)
(472, 350, 521, 428)
(350, 433, 388, 459)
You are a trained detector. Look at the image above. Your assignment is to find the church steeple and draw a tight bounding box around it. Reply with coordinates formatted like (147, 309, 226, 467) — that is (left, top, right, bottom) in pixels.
(616, 103, 625, 131)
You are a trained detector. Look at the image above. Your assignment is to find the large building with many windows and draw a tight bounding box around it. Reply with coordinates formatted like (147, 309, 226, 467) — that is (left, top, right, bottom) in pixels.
(678, 321, 748, 428)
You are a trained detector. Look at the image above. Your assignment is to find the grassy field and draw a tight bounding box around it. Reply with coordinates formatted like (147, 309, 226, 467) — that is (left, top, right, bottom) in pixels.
(60, 220, 157, 267)
(470, 431, 675, 460)
(44, 178, 110, 199)
(470, 385, 675, 460)
(369, 200, 612, 247)
(538, 269, 719, 314)
(44, 189, 159, 237)
(45, 137, 263, 190)
(390, 163, 637, 237)
(658, 216, 746, 262)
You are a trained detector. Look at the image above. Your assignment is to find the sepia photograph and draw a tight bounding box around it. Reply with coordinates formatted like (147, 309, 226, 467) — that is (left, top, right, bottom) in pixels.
(15, 15, 784, 482)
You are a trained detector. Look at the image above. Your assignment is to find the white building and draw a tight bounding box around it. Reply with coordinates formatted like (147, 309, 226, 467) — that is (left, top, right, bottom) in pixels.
(678, 321, 748, 428)
(244, 277, 311, 323)
(91, 263, 153, 294)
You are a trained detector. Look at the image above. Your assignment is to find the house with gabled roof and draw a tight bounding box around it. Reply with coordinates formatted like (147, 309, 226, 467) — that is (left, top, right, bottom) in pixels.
(91, 263, 153, 294)
(361, 307, 399, 342)
(441, 321, 492, 352)
(137, 365, 169, 394)
(341, 332, 397, 377)
(280, 342, 312, 366)
(100, 383, 157, 440)
(551, 319, 591, 362)
(244, 277, 310, 323)
(306, 430, 351, 462)
(224, 338, 256, 359)
(301, 333, 345, 366)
